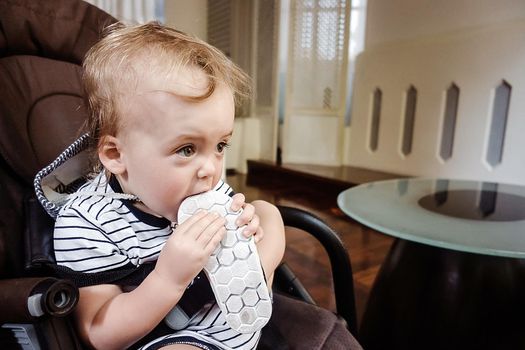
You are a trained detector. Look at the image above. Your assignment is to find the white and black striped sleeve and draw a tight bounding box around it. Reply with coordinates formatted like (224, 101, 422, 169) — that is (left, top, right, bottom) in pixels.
(54, 207, 130, 273)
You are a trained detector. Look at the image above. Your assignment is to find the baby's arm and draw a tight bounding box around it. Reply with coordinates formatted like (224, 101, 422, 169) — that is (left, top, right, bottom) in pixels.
(250, 200, 286, 288)
(74, 211, 226, 350)
(75, 272, 183, 349)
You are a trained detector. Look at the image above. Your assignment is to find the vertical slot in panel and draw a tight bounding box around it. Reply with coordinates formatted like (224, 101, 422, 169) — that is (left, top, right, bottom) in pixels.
(486, 81, 511, 167)
(397, 179, 408, 195)
(477, 182, 498, 217)
(434, 179, 450, 206)
(401, 85, 417, 156)
(369, 87, 382, 151)
(439, 83, 460, 161)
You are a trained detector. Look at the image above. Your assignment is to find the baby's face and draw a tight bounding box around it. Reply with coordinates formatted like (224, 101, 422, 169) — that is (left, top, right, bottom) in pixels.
(114, 70, 235, 222)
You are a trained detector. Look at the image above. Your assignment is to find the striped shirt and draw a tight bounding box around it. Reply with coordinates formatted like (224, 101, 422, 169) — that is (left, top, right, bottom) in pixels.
(53, 172, 261, 350)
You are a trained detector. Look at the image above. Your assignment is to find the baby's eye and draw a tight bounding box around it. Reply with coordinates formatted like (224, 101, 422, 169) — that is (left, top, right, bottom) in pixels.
(217, 141, 230, 153)
(176, 145, 195, 157)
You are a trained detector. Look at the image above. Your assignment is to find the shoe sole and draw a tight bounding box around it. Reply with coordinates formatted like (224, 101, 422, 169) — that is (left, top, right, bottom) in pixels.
(178, 191, 272, 333)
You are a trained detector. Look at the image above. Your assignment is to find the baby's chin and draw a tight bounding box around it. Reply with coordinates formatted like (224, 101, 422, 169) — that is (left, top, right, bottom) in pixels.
(133, 201, 178, 222)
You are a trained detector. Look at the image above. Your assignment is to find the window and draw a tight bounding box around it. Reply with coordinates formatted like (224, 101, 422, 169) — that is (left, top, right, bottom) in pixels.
(290, 0, 348, 111)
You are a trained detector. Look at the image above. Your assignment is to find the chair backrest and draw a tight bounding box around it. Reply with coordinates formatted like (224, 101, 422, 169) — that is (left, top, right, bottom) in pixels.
(0, 0, 116, 277)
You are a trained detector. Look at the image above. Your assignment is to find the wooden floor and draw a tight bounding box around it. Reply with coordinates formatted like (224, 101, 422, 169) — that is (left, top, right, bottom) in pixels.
(226, 169, 395, 326)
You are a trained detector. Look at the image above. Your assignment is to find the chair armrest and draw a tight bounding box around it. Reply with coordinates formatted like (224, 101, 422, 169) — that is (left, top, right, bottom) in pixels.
(0, 277, 78, 323)
(277, 205, 358, 335)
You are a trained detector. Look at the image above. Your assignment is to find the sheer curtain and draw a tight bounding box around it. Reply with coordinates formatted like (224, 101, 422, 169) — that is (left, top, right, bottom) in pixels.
(85, 0, 164, 23)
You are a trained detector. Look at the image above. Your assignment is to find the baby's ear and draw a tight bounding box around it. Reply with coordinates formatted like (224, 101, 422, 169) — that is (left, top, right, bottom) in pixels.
(98, 135, 126, 175)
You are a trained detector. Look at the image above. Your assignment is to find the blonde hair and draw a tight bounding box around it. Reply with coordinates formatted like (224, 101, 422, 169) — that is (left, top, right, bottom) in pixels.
(82, 21, 251, 170)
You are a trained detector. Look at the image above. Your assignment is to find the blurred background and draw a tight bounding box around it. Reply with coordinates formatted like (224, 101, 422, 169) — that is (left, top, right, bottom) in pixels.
(87, 0, 525, 187)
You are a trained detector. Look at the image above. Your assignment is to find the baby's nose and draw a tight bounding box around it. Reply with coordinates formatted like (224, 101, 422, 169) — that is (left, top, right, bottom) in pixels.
(197, 156, 217, 179)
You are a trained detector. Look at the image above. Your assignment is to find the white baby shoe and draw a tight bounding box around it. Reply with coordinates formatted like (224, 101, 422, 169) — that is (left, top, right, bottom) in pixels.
(177, 191, 272, 333)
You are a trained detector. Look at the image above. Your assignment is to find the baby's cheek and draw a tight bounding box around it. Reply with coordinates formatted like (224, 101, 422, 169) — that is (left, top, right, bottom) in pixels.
(155, 190, 182, 220)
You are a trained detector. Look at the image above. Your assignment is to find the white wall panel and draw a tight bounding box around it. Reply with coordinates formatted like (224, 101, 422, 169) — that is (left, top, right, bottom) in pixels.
(365, 0, 525, 49)
(345, 19, 525, 185)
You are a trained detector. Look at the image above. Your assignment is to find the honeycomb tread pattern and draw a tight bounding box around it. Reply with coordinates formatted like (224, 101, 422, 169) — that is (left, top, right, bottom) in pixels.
(178, 191, 272, 333)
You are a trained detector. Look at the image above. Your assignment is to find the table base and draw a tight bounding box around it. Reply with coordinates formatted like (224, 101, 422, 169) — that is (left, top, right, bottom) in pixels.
(359, 239, 525, 350)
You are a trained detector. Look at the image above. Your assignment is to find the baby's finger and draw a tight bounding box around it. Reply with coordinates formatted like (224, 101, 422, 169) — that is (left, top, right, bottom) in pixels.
(182, 211, 221, 239)
(242, 213, 260, 237)
(254, 226, 264, 243)
(230, 193, 245, 212)
(196, 216, 226, 246)
(175, 210, 207, 233)
(236, 203, 255, 226)
(205, 224, 227, 254)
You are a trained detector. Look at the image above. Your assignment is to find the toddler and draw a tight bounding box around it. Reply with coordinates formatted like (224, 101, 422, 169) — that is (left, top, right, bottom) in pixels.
(52, 22, 285, 350)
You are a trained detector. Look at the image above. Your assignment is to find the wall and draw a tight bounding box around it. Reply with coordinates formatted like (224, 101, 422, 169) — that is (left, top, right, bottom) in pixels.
(344, 0, 525, 184)
(365, 0, 525, 49)
(226, 118, 262, 172)
(164, 0, 208, 40)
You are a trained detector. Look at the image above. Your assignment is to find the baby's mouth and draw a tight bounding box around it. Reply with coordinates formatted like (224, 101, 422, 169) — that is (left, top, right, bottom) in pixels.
(189, 187, 213, 198)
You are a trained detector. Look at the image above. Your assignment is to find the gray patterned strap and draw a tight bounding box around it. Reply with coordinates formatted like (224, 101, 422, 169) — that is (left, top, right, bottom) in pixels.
(33, 133, 90, 219)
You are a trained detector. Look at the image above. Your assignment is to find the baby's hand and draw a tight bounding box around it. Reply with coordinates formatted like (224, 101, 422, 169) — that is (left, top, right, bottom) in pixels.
(230, 193, 264, 243)
(155, 211, 226, 288)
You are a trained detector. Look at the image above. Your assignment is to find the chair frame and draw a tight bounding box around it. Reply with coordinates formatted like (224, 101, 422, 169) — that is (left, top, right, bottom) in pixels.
(275, 205, 358, 335)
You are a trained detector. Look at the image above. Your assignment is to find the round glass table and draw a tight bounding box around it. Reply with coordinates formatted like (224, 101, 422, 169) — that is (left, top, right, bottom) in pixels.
(338, 178, 525, 350)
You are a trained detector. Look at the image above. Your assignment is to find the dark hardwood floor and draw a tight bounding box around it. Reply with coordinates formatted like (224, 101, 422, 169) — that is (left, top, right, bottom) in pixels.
(226, 168, 395, 325)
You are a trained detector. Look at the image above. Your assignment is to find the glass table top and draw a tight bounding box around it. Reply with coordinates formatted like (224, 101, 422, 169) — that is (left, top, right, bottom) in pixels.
(337, 178, 525, 258)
